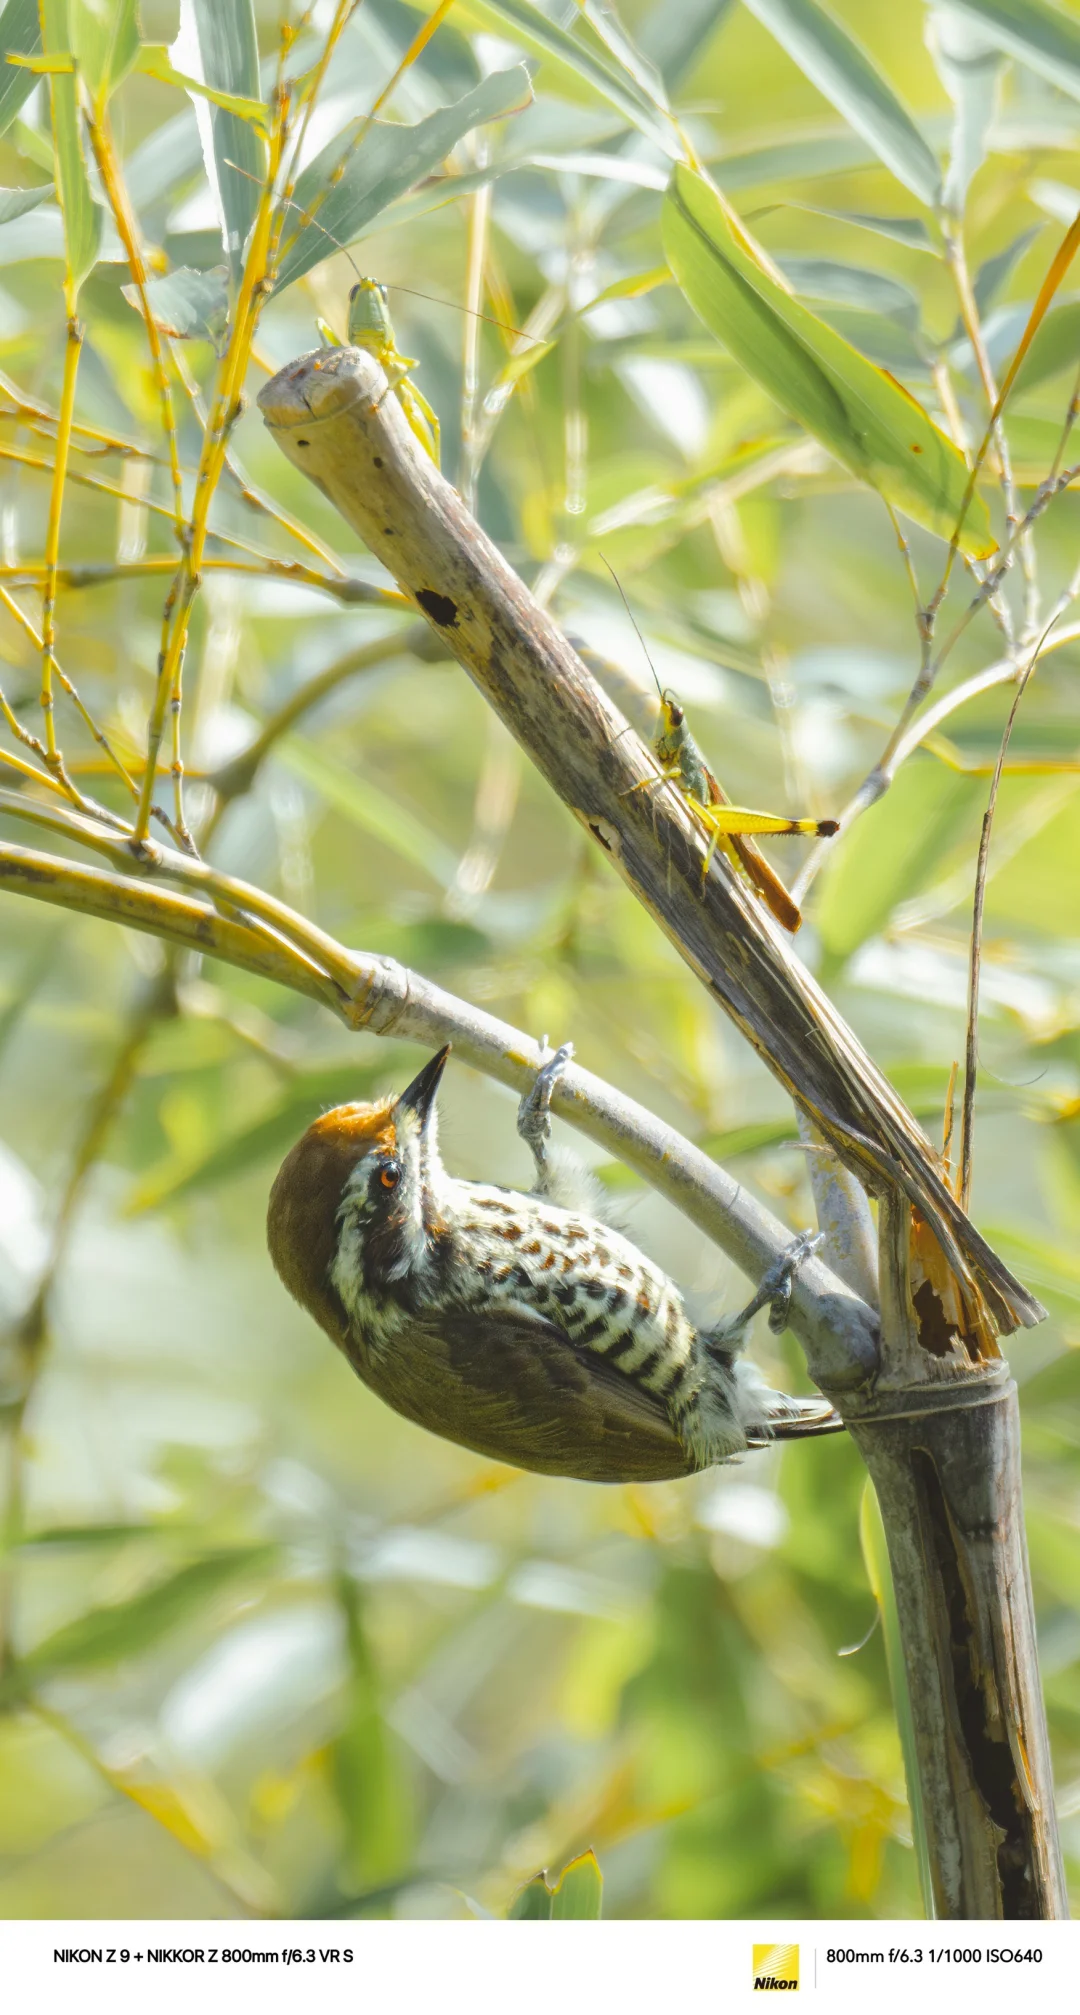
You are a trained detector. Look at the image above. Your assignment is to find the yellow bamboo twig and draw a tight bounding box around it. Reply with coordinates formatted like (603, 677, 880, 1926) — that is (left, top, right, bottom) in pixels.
(0, 839, 338, 1004)
(134, 96, 291, 851)
(0, 788, 361, 1001)
(164, 336, 348, 575)
(0, 555, 404, 606)
(0, 584, 144, 810)
(84, 107, 185, 534)
(39, 317, 83, 760)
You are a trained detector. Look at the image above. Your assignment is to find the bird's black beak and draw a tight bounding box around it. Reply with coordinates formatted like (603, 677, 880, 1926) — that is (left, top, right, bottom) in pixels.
(397, 1045, 450, 1132)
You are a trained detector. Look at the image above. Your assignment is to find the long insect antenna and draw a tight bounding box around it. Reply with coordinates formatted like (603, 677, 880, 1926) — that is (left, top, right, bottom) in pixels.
(600, 554, 665, 705)
(223, 158, 537, 340)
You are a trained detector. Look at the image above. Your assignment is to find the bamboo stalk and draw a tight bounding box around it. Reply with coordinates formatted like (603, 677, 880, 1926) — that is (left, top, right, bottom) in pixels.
(257, 341, 1067, 1919)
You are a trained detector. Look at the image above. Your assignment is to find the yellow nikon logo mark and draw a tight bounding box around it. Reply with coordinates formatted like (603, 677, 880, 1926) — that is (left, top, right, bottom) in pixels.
(752, 1944, 800, 1990)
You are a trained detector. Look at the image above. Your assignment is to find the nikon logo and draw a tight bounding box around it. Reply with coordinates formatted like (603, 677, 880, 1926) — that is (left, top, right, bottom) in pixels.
(752, 1945, 799, 1991)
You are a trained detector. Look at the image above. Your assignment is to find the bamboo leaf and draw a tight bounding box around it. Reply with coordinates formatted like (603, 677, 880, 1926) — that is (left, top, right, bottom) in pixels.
(945, 0, 1080, 103)
(332, 1575, 411, 1886)
(276, 66, 533, 293)
(455, 0, 681, 159)
(70, 0, 141, 107)
(121, 263, 229, 340)
(993, 211, 1080, 414)
(508, 1875, 553, 1918)
(0, 183, 54, 224)
(0, 0, 42, 138)
(0, 1547, 277, 1702)
(191, 0, 265, 274)
(927, 5, 1004, 215)
(777, 256, 922, 326)
(40, 0, 102, 297)
(777, 204, 938, 252)
(1010, 298, 1080, 394)
(662, 165, 994, 555)
(507, 1850, 604, 1917)
(577, 0, 669, 111)
(132, 45, 270, 128)
(639, 0, 735, 91)
(741, 0, 942, 206)
(973, 225, 1042, 316)
(550, 1849, 604, 1918)
(278, 737, 460, 888)
(125, 1058, 399, 1212)
(816, 758, 983, 962)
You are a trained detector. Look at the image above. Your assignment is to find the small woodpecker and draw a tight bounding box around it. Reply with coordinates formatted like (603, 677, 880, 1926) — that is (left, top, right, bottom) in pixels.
(267, 1044, 841, 1483)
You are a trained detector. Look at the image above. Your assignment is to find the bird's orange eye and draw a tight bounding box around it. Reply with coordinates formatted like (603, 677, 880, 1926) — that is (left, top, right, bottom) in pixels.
(380, 1161, 401, 1190)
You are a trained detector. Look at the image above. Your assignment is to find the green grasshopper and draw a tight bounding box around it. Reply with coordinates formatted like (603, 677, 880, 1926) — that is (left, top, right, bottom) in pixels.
(318, 278, 440, 465)
(587, 576, 839, 933)
(649, 687, 838, 933)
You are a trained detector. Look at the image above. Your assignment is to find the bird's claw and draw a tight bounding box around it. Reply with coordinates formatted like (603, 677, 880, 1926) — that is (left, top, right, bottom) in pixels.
(517, 1038, 574, 1165)
(705, 1230, 823, 1358)
(762, 1229, 823, 1333)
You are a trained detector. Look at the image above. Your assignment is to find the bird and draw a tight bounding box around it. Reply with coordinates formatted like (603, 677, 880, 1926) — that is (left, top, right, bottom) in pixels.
(266, 1043, 842, 1484)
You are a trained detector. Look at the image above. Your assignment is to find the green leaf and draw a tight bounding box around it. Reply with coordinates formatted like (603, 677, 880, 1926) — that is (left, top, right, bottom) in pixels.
(662, 166, 994, 556)
(978, 1224, 1080, 1318)
(191, 0, 265, 276)
(928, 4, 1005, 215)
(1010, 298, 1080, 395)
(578, 0, 669, 111)
(0, 0, 42, 137)
(777, 256, 921, 326)
(456, 0, 681, 159)
(121, 264, 229, 340)
(0, 203, 66, 261)
(40, 0, 102, 297)
(639, 0, 734, 90)
(125, 1057, 399, 1211)
(14, 1522, 174, 1551)
(278, 736, 460, 888)
(777, 204, 938, 252)
(816, 757, 983, 962)
(508, 1875, 553, 1919)
(132, 44, 270, 128)
(507, 1851, 604, 1918)
(973, 226, 1042, 316)
(332, 1575, 410, 1887)
(70, 0, 141, 107)
(0, 1547, 277, 1703)
(945, 0, 1080, 104)
(717, 129, 880, 187)
(741, 0, 942, 207)
(276, 67, 533, 293)
(0, 183, 54, 225)
(550, 1849, 604, 1918)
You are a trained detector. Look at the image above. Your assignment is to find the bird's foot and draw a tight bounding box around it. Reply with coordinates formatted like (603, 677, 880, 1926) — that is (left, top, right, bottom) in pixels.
(705, 1230, 823, 1359)
(517, 1038, 574, 1173)
(762, 1229, 823, 1334)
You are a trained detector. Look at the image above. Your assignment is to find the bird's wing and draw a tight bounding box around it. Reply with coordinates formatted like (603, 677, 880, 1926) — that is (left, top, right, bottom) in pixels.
(346, 1306, 695, 1484)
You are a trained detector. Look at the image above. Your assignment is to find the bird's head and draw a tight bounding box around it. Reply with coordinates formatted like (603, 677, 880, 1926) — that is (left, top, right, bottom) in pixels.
(267, 1045, 451, 1342)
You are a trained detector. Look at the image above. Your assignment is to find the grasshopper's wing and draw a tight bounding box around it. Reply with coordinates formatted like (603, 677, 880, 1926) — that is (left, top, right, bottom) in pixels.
(705, 772, 803, 932)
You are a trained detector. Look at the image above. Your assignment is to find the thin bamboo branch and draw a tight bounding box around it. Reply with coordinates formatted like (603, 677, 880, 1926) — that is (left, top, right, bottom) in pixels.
(0, 833, 879, 1392)
(0, 557, 404, 607)
(257, 344, 1042, 1350)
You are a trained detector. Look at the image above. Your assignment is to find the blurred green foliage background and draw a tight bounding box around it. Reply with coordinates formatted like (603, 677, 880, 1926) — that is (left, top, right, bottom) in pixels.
(1, 0, 1079, 1921)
